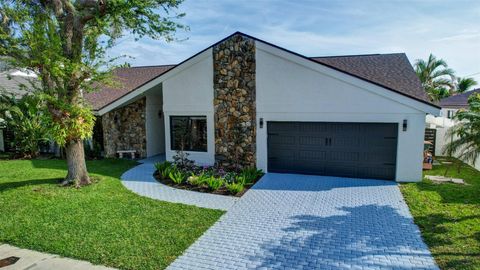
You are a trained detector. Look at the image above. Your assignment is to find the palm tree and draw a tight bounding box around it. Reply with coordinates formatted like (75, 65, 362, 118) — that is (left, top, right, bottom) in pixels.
(455, 77, 478, 94)
(414, 54, 455, 102)
(443, 93, 480, 171)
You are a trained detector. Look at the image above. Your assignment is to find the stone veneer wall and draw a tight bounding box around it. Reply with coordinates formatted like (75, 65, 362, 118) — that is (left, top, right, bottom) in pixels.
(213, 34, 256, 168)
(102, 98, 147, 158)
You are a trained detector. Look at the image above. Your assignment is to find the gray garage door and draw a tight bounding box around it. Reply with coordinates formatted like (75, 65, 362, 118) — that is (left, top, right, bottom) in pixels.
(267, 122, 398, 180)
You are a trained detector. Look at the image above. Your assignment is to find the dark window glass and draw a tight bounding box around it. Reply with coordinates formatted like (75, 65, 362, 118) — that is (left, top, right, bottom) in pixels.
(170, 116, 207, 152)
(447, 110, 455, 119)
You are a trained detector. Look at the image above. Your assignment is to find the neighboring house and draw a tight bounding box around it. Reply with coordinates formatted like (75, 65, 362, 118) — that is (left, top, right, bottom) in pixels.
(85, 32, 439, 182)
(0, 69, 35, 152)
(426, 88, 480, 170)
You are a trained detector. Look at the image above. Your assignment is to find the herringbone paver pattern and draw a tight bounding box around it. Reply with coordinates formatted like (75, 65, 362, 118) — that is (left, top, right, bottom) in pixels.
(168, 173, 438, 270)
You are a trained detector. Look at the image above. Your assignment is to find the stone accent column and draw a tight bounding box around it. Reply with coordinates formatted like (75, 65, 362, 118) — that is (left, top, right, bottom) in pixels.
(213, 34, 256, 169)
(102, 98, 147, 158)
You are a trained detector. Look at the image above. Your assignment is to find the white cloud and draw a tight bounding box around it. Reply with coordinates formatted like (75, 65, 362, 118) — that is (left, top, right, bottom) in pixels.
(106, 0, 480, 84)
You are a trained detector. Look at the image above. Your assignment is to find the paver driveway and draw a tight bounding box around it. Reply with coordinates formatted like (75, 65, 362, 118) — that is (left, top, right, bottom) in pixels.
(168, 173, 438, 270)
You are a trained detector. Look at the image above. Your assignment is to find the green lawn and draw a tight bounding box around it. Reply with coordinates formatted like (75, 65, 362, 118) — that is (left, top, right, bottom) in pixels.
(401, 157, 480, 270)
(0, 159, 223, 270)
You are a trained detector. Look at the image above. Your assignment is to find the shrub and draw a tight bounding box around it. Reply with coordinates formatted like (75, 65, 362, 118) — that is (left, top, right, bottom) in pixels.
(169, 169, 186, 185)
(154, 161, 174, 179)
(235, 175, 246, 185)
(240, 167, 263, 184)
(0, 93, 48, 158)
(187, 172, 208, 186)
(205, 176, 224, 191)
(225, 182, 245, 195)
(223, 172, 237, 183)
(172, 150, 194, 170)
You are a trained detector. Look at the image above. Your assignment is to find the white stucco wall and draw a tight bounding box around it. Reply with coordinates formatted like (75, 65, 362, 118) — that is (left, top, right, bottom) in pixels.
(255, 42, 434, 182)
(145, 86, 165, 157)
(162, 49, 215, 165)
(0, 129, 4, 152)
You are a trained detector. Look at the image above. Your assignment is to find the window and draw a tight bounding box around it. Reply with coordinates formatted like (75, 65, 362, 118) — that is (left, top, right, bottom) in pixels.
(170, 116, 207, 152)
(447, 110, 455, 119)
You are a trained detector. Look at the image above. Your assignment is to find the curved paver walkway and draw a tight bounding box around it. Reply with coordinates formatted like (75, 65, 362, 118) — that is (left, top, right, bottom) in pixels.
(168, 173, 438, 270)
(120, 156, 238, 211)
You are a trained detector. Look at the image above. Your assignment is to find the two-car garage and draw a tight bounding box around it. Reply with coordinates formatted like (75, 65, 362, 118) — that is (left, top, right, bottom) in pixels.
(267, 122, 398, 180)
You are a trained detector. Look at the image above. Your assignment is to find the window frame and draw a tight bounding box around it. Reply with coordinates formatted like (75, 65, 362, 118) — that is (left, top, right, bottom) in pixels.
(169, 115, 208, 152)
(447, 110, 454, 119)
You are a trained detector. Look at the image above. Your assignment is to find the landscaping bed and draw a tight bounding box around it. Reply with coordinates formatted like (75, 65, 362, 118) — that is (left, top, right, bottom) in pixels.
(153, 155, 264, 197)
(400, 157, 480, 270)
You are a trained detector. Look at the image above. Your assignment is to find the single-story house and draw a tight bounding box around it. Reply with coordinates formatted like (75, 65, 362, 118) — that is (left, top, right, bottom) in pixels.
(426, 88, 480, 170)
(86, 32, 440, 182)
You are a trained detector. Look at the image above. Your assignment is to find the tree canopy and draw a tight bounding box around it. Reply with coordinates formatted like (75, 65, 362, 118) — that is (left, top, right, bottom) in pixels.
(444, 93, 480, 166)
(414, 53, 478, 102)
(0, 0, 186, 186)
(414, 54, 455, 101)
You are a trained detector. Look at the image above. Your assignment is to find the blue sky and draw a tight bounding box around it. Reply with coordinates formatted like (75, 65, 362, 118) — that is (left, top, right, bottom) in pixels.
(110, 0, 480, 83)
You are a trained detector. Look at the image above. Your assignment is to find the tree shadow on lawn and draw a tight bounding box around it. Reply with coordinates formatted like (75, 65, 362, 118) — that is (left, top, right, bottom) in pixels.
(414, 213, 480, 245)
(413, 180, 480, 205)
(398, 212, 480, 269)
(250, 205, 438, 270)
(29, 158, 138, 179)
(0, 178, 62, 192)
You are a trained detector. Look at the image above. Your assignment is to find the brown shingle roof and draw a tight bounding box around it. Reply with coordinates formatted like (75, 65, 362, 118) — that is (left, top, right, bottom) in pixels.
(439, 88, 480, 109)
(311, 53, 430, 104)
(84, 65, 174, 110)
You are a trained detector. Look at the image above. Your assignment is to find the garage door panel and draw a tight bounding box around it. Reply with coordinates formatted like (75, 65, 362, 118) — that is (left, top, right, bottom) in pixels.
(298, 136, 328, 147)
(328, 151, 360, 162)
(269, 134, 296, 145)
(267, 122, 398, 180)
(298, 150, 328, 161)
(299, 122, 329, 132)
(331, 137, 361, 148)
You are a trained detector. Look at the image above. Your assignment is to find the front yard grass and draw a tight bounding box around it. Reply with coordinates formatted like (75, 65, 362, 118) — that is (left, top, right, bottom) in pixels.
(0, 159, 224, 270)
(400, 157, 480, 270)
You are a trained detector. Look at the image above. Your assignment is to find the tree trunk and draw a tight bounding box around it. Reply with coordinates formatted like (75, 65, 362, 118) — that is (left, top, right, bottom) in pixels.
(63, 139, 90, 187)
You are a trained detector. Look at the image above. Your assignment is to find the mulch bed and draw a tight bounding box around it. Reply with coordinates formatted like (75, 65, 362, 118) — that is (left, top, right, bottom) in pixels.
(153, 171, 262, 197)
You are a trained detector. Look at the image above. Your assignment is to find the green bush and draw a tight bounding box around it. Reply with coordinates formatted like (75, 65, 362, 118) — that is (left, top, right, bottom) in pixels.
(225, 182, 245, 195)
(240, 167, 263, 184)
(235, 175, 246, 185)
(187, 173, 205, 186)
(155, 161, 174, 179)
(169, 169, 186, 185)
(0, 93, 48, 158)
(205, 176, 224, 191)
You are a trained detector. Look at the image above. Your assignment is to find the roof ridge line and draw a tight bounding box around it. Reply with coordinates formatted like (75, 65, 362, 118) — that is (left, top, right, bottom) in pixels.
(310, 53, 405, 59)
(121, 64, 177, 69)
